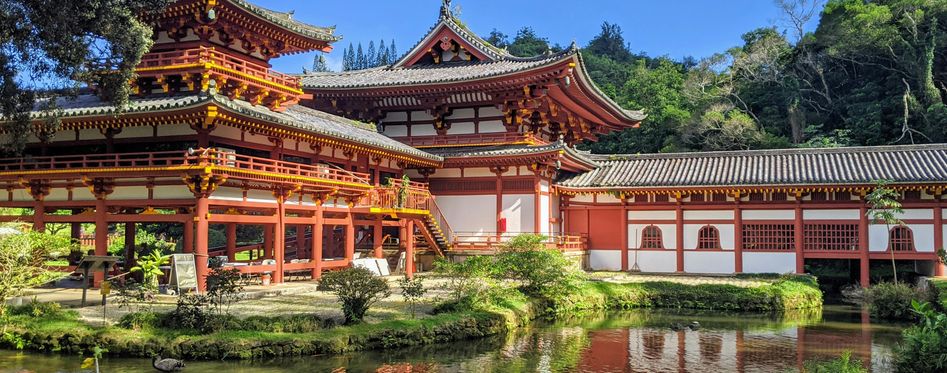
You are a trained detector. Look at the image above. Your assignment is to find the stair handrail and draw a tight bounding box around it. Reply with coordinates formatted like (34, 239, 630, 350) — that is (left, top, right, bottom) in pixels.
(426, 196, 455, 249)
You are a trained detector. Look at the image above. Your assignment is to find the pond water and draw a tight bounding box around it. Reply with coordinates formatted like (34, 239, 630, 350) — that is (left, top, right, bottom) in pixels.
(0, 305, 905, 373)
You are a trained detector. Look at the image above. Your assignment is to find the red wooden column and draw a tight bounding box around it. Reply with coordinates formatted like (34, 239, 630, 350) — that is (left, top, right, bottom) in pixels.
(195, 197, 210, 292)
(733, 192, 744, 274)
(263, 225, 273, 259)
(311, 202, 324, 279)
(345, 213, 355, 263)
(794, 196, 805, 274)
(675, 198, 684, 273)
(934, 194, 944, 277)
(183, 218, 194, 254)
(273, 200, 286, 284)
(621, 202, 629, 271)
(533, 176, 541, 234)
(373, 219, 384, 259)
(296, 225, 306, 258)
(405, 220, 415, 278)
(493, 167, 505, 237)
(32, 200, 45, 232)
(859, 201, 870, 287)
(124, 222, 137, 271)
(93, 198, 109, 286)
(225, 223, 237, 261)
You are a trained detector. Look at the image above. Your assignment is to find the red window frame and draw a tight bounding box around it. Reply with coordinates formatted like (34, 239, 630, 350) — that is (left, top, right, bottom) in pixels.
(889, 226, 916, 252)
(742, 224, 795, 251)
(640, 225, 664, 249)
(696, 225, 721, 250)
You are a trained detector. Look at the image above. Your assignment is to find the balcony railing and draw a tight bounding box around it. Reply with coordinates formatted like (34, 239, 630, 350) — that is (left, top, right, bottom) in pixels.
(391, 132, 544, 148)
(138, 46, 301, 89)
(451, 232, 588, 252)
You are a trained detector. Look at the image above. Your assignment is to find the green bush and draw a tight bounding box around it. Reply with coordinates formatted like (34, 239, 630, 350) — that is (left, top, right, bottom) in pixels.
(318, 267, 390, 324)
(894, 301, 947, 373)
(494, 234, 585, 297)
(803, 351, 866, 373)
(117, 312, 160, 331)
(433, 255, 508, 309)
(864, 282, 919, 320)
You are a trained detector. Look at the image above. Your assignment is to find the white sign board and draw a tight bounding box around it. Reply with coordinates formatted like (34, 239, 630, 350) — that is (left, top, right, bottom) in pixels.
(170, 253, 199, 293)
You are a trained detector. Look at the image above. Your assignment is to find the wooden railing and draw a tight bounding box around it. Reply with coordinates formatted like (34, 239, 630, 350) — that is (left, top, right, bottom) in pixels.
(188, 148, 371, 186)
(391, 132, 545, 148)
(138, 46, 300, 88)
(366, 179, 432, 211)
(0, 151, 184, 171)
(451, 232, 588, 252)
(426, 197, 455, 247)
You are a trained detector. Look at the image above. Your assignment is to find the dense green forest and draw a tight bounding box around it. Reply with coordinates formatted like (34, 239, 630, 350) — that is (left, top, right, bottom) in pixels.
(485, 0, 947, 153)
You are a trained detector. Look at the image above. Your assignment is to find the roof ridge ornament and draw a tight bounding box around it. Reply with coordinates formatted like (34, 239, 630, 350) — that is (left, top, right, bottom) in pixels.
(439, 0, 452, 20)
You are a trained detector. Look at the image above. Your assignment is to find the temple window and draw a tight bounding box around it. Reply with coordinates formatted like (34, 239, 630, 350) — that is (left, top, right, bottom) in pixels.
(711, 193, 728, 202)
(742, 224, 795, 251)
(810, 192, 828, 201)
(903, 190, 922, 200)
(640, 225, 664, 249)
(803, 224, 859, 251)
(748, 192, 765, 201)
(889, 226, 916, 252)
(696, 225, 721, 250)
(771, 192, 788, 201)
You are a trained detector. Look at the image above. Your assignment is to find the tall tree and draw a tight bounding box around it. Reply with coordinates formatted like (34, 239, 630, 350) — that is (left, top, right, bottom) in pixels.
(378, 39, 390, 66)
(312, 54, 330, 72)
(366, 40, 377, 68)
(586, 22, 634, 62)
(355, 43, 366, 70)
(388, 39, 398, 62)
(484, 29, 510, 48)
(342, 43, 355, 71)
(0, 0, 172, 155)
(507, 27, 550, 57)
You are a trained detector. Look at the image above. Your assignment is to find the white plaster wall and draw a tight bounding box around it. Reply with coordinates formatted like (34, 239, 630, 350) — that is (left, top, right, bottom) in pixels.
(629, 223, 676, 249)
(571, 194, 594, 203)
(628, 210, 676, 220)
(447, 122, 476, 135)
(382, 125, 407, 137)
(596, 194, 622, 204)
(429, 168, 462, 178)
(382, 111, 408, 122)
(743, 252, 796, 273)
(435, 195, 496, 234)
(551, 194, 561, 235)
(479, 106, 503, 117)
(77, 128, 104, 141)
(412, 125, 437, 136)
(684, 251, 735, 273)
(502, 194, 534, 233)
(589, 250, 622, 271)
(683, 224, 735, 249)
(157, 123, 194, 137)
(463, 167, 495, 177)
(411, 111, 434, 121)
(478, 120, 505, 133)
(897, 209, 934, 220)
(742, 210, 794, 220)
(683, 210, 734, 220)
(113, 126, 152, 139)
(71, 187, 95, 201)
(447, 108, 475, 120)
(630, 250, 677, 273)
(539, 183, 550, 235)
(45, 189, 69, 202)
(871, 224, 936, 252)
(152, 185, 193, 200)
(109, 186, 148, 200)
(803, 209, 859, 220)
(209, 186, 244, 202)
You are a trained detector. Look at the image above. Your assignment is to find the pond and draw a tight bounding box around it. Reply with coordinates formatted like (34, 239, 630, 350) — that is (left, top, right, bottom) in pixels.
(0, 305, 905, 373)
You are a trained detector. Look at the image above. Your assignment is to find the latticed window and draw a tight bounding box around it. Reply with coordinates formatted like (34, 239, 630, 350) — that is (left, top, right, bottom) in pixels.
(804, 224, 859, 251)
(889, 226, 915, 252)
(835, 191, 852, 201)
(711, 193, 728, 202)
(749, 192, 765, 201)
(903, 190, 922, 200)
(697, 225, 721, 249)
(641, 225, 664, 249)
(810, 192, 828, 201)
(771, 192, 788, 201)
(743, 224, 795, 251)
(690, 193, 705, 202)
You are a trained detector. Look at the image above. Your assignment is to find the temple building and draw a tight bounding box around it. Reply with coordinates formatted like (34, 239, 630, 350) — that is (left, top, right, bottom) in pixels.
(1, 0, 945, 288)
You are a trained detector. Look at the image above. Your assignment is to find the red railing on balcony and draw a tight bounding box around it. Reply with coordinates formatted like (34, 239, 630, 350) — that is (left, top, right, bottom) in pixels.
(451, 232, 588, 252)
(137, 46, 301, 88)
(0, 151, 184, 171)
(391, 132, 545, 148)
(189, 149, 371, 186)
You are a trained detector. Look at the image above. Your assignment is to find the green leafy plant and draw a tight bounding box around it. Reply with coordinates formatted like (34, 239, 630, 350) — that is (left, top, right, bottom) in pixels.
(130, 249, 169, 290)
(894, 300, 947, 372)
(205, 259, 243, 316)
(0, 230, 73, 320)
(432, 255, 504, 309)
(398, 275, 427, 318)
(802, 351, 866, 373)
(865, 180, 904, 284)
(318, 267, 391, 324)
(864, 282, 918, 320)
(163, 294, 208, 331)
(495, 234, 585, 297)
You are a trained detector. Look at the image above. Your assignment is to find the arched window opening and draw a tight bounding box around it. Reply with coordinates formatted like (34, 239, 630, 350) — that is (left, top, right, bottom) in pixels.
(697, 225, 721, 249)
(889, 226, 915, 252)
(640, 225, 664, 249)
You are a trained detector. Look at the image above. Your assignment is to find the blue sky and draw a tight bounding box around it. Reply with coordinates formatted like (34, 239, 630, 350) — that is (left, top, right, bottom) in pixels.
(257, 0, 818, 73)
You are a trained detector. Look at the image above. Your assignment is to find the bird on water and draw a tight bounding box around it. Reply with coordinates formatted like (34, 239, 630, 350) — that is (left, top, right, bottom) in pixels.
(152, 356, 185, 372)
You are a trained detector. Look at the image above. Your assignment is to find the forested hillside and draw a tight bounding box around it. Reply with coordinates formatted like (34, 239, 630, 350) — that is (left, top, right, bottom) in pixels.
(487, 0, 947, 154)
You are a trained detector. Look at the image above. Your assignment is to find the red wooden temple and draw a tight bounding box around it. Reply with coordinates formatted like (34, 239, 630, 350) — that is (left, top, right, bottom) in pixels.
(2, 0, 946, 289)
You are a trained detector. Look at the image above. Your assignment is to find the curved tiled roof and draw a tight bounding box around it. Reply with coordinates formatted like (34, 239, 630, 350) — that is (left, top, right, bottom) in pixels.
(301, 49, 577, 89)
(427, 141, 599, 169)
(28, 94, 440, 163)
(557, 144, 947, 189)
(226, 0, 340, 42)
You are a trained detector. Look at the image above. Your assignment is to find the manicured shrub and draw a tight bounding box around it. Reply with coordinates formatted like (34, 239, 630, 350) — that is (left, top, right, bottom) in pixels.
(397, 275, 427, 318)
(318, 267, 390, 324)
(117, 312, 160, 331)
(163, 295, 208, 330)
(864, 282, 919, 320)
(894, 301, 947, 373)
(433, 255, 507, 309)
(803, 351, 866, 373)
(494, 234, 585, 297)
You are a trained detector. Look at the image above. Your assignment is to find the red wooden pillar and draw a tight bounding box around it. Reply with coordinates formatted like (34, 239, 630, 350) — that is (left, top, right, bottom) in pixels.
(405, 220, 415, 278)
(312, 202, 324, 279)
(736, 329, 746, 373)
(93, 199, 108, 286)
(296, 225, 306, 258)
(32, 200, 45, 232)
(225, 223, 237, 261)
(621, 204, 629, 271)
(794, 199, 804, 274)
(533, 177, 541, 234)
(934, 197, 944, 277)
(273, 201, 286, 284)
(859, 202, 870, 287)
(183, 219, 193, 254)
(124, 222, 137, 271)
(675, 202, 684, 272)
(195, 197, 210, 292)
(734, 193, 744, 274)
(495, 169, 504, 236)
(345, 213, 355, 263)
(263, 225, 273, 259)
(373, 219, 384, 259)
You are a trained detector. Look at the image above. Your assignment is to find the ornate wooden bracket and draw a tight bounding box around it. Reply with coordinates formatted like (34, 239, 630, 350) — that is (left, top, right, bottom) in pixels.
(182, 172, 226, 198)
(272, 184, 301, 203)
(19, 179, 51, 202)
(489, 166, 510, 176)
(82, 177, 115, 200)
(417, 168, 436, 179)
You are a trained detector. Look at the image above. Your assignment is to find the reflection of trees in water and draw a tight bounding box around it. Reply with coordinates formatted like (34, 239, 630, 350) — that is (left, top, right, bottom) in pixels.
(642, 331, 666, 360)
(450, 327, 590, 373)
(699, 334, 723, 362)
